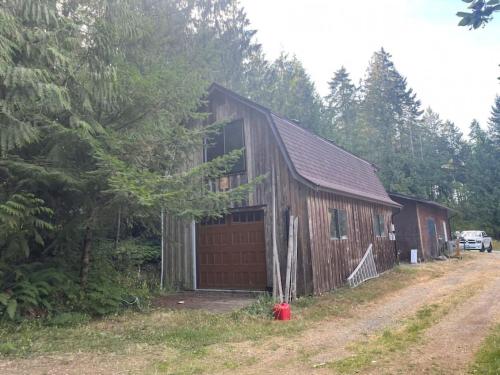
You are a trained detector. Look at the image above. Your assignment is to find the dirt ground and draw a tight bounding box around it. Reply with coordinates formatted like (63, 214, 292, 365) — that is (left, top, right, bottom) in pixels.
(221, 252, 500, 375)
(152, 290, 258, 313)
(2, 252, 499, 375)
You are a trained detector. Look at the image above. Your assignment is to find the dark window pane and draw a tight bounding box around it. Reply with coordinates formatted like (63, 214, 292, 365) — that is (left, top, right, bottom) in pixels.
(373, 213, 385, 236)
(225, 120, 245, 173)
(206, 131, 224, 162)
(225, 121, 244, 151)
(330, 209, 339, 239)
(339, 210, 348, 239)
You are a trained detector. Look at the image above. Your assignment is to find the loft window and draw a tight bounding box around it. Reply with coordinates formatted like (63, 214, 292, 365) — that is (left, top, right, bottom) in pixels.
(373, 213, 385, 237)
(205, 119, 245, 174)
(330, 208, 348, 239)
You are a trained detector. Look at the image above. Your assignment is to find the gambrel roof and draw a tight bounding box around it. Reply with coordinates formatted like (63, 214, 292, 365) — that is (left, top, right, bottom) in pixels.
(209, 83, 401, 208)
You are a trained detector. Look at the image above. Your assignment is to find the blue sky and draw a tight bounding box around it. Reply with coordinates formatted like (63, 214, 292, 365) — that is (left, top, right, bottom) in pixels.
(240, 0, 500, 134)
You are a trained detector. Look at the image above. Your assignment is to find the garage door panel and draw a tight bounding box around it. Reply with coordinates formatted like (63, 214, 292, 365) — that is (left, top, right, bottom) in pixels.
(197, 211, 266, 290)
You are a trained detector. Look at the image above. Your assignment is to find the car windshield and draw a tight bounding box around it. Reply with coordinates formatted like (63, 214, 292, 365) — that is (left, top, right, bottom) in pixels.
(461, 231, 481, 237)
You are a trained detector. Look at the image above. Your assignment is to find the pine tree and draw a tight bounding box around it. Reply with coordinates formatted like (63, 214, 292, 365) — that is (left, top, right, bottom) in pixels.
(357, 48, 423, 193)
(488, 95, 500, 146)
(324, 67, 358, 148)
(246, 52, 325, 133)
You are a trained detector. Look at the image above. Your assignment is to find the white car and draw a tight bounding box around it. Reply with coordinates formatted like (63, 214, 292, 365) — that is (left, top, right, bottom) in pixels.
(459, 231, 493, 252)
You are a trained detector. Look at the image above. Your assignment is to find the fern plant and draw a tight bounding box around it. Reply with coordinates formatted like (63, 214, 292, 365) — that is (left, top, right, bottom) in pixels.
(0, 263, 69, 320)
(0, 193, 53, 261)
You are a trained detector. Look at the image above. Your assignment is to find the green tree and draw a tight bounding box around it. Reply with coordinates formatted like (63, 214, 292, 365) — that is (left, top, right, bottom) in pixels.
(357, 48, 424, 192)
(0, 0, 258, 291)
(246, 52, 325, 133)
(488, 95, 500, 145)
(323, 67, 359, 148)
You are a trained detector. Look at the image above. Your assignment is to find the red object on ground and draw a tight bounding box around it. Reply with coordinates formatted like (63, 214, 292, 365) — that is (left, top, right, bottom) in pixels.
(273, 303, 291, 320)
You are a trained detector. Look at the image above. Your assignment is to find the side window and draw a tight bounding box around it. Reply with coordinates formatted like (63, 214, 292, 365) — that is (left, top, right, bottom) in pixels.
(205, 119, 245, 174)
(330, 208, 348, 239)
(373, 213, 386, 237)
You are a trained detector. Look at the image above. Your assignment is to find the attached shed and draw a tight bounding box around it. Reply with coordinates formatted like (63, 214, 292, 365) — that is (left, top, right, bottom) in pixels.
(162, 83, 401, 296)
(390, 193, 452, 262)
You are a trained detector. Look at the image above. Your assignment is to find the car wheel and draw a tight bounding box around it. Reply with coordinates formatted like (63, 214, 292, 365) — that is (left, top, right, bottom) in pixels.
(480, 244, 485, 252)
(487, 243, 493, 253)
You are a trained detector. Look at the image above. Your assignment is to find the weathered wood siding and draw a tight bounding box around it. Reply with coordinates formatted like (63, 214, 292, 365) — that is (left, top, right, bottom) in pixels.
(416, 203, 450, 260)
(163, 218, 194, 290)
(391, 198, 420, 261)
(163, 89, 396, 296)
(307, 191, 396, 294)
(209, 91, 314, 295)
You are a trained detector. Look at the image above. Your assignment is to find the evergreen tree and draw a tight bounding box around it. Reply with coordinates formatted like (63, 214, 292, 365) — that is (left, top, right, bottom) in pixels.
(488, 95, 500, 146)
(457, 119, 499, 237)
(357, 48, 423, 193)
(246, 52, 325, 133)
(323, 67, 358, 148)
(0, 0, 259, 289)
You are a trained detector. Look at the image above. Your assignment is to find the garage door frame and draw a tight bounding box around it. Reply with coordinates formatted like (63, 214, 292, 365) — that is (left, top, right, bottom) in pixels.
(195, 206, 267, 291)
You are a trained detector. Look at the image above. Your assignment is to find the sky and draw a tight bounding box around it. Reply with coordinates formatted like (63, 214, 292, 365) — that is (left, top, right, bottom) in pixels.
(239, 0, 500, 134)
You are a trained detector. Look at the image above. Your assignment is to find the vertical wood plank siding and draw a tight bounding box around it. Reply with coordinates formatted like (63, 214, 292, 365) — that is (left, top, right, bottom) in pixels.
(206, 92, 314, 295)
(416, 203, 450, 260)
(163, 90, 396, 295)
(307, 190, 396, 294)
(163, 218, 194, 290)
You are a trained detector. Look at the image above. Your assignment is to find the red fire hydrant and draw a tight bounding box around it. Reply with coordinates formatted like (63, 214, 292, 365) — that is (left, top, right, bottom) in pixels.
(273, 303, 291, 320)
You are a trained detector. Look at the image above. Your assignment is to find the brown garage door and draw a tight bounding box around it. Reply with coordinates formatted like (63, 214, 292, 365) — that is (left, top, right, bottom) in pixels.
(197, 210, 267, 290)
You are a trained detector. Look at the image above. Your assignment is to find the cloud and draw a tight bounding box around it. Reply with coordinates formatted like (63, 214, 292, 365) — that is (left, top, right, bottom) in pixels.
(240, 0, 500, 133)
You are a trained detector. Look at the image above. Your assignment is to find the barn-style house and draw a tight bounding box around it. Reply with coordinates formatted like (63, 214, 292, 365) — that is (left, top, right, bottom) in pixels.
(162, 83, 401, 296)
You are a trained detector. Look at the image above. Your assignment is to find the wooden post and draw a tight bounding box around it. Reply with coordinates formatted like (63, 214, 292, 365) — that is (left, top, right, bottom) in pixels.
(291, 216, 299, 300)
(272, 166, 283, 303)
(285, 215, 294, 303)
(160, 208, 165, 290)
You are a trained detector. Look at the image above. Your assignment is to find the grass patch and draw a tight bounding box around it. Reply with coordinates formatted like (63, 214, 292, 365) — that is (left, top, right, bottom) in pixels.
(470, 323, 500, 374)
(492, 239, 500, 251)
(328, 281, 481, 374)
(0, 258, 470, 374)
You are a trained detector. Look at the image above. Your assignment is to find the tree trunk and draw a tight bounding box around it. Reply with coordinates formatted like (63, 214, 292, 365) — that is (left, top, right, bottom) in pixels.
(80, 226, 93, 288)
(114, 206, 121, 249)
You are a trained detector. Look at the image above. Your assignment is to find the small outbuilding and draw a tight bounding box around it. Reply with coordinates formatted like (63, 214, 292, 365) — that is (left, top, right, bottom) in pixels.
(389, 193, 452, 262)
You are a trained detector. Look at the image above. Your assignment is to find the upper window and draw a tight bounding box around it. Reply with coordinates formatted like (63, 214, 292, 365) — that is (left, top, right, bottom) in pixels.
(330, 208, 348, 239)
(205, 119, 245, 174)
(373, 213, 385, 237)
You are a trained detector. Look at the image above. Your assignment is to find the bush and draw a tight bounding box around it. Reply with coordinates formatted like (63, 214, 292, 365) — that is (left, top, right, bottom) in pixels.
(0, 262, 71, 320)
(239, 293, 275, 318)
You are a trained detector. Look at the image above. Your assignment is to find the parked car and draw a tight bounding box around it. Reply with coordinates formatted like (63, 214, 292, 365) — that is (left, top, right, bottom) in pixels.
(459, 231, 493, 252)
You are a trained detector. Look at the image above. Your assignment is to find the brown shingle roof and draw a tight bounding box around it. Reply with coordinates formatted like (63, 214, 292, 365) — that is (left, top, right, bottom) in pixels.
(271, 114, 399, 207)
(209, 83, 400, 208)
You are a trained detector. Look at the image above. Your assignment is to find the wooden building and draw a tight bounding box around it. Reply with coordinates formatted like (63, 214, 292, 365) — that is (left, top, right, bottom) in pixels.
(162, 83, 401, 296)
(390, 193, 452, 262)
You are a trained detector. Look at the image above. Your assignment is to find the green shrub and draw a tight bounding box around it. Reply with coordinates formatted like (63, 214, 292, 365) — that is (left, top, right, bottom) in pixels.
(239, 293, 275, 318)
(0, 262, 71, 320)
